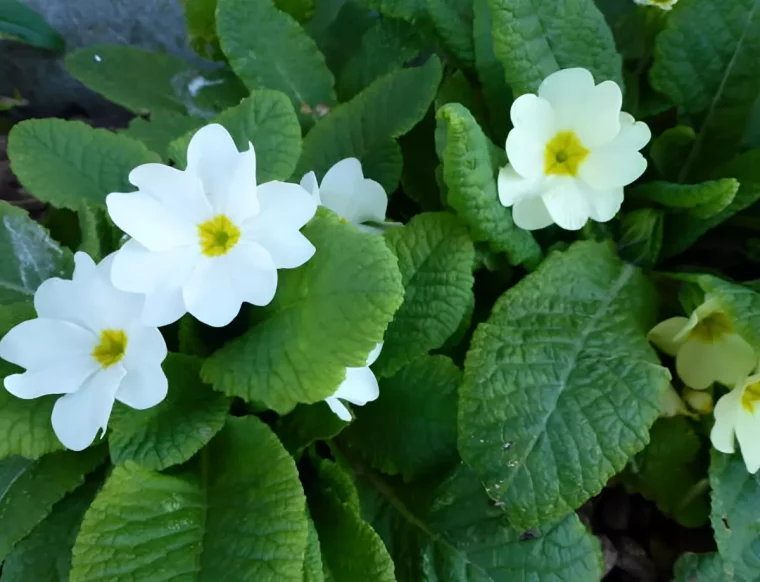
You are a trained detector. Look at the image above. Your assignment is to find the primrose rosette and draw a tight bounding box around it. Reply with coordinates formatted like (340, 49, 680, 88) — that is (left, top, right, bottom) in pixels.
(1, 0, 760, 579)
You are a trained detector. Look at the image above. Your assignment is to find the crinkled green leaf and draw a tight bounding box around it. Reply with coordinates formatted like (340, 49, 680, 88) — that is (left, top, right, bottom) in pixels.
(617, 208, 664, 268)
(360, 0, 426, 21)
(0, 0, 64, 51)
(276, 0, 316, 22)
(217, 0, 335, 127)
(202, 211, 403, 414)
(632, 179, 739, 218)
(0, 447, 105, 561)
(276, 403, 348, 456)
(622, 417, 709, 528)
(65, 45, 194, 115)
(436, 103, 541, 267)
(376, 213, 474, 376)
(303, 515, 326, 582)
(109, 354, 229, 471)
(435, 71, 490, 131)
(650, 126, 696, 181)
(76, 203, 121, 263)
(306, 0, 375, 76)
(70, 417, 308, 581)
(428, 0, 474, 65)
(296, 56, 442, 192)
(0, 201, 74, 305)
(8, 119, 161, 211)
(710, 449, 760, 581)
(122, 112, 204, 161)
(1, 477, 102, 582)
(343, 355, 459, 480)
(459, 241, 670, 529)
(169, 90, 302, 184)
(338, 18, 423, 101)
(182, 0, 222, 60)
(487, 0, 622, 95)
(674, 553, 734, 582)
(650, 0, 760, 179)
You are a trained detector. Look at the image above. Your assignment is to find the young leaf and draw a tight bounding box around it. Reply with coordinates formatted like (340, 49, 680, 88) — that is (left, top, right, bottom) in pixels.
(202, 211, 404, 414)
(632, 180, 740, 219)
(276, 403, 348, 456)
(650, 0, 760, 179)
(650, 126, 697, 181)
(70, 417, 308, 581)
(487, 0, 622, 95)
(0, 447, 105, 561)
(8, 119, 161, 211)
(376, 212, 474, 377)
(122, 112, 204, 161)
(168, 90, 302, 184)
(296, 55, 443, 192)
(65, 45, 194, 115)
(428, 0, 475, 66)
(342, 355, 459, 481)
(361, 0, 427, 21)
(108, 354, 229, 471)
(617, 208, 664, 268)
(0, 0, 64, 51)
(459, 241, 670, 529)
(436, 103, 541, 267)
(217, 0, 335, 127)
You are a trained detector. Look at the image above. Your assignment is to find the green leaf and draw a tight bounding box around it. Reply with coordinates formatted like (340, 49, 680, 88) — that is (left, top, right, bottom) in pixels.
(376, 212, 474, 377)
(8, 119, 161, 211)
(296, 56, 443, 193)
(650, 0, 760, 179)
(622, 417, 709, 528)
(674, 553, 734, 582)
(0, 302, 62, 459)
(168, 90, 302, 184)
(436, 103, 541, 267)
(360, 0, 427, 21)
(696, 275, 760, 349)
(276, 403, 348, 456)
(70, 417, 308, 581)
(76, 203, 121, 263)
(487, 0, 622, 95)
(435, 71, 490, 131)
(0, 447, 105, 561)
(399, 113, 443, 212)
(202, 211, 404, 414)
(0, 0, 64, 51)
(632, 179, 740, 218)
(338, 18, 423, 101)
(0, 201, 74, 305)
(306, 0, 375, 76)
(342, 355, 459, 480)
(709, 450, 760, 581)
(182, 0, 222, 60)
(275, 0, 316, 22)
(428, 0, 474, 65)
(1, 478, 102, 582)
(650, 126, 697, 181)
(303, 515, 326, 582)
(65, 45, 194, 115)
(617, 208, 664, 268)
(122, 112, 204, 161)
(217, 0, 335, 127)
(108, 354, 229, 471)
(459, 241, 670, 529)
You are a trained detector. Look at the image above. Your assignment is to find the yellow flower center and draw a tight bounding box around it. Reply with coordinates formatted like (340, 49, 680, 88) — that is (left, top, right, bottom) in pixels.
(92, 329, 128, 369)
(688, 311, 733, 343)
(198, 215, 241, 257)
(544, 131, 590, 177)
(742, 381, 760, 413)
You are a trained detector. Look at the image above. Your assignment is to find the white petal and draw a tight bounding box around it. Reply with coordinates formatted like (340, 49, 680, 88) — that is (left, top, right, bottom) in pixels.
(182, 259, 242, 327)
(572, 80, 622, 148)
(648, 317, 690, 357)
(0, 318, 96, 370)
(128, 163, 213, 224)
(226, 242, 278, 306)
(617, 113, 652, 151)
(325, 396, 352, 421)
(123, 326, 167, 368)
(736, 406, 760, 473)
(497, 165, 544, 207)
(579, 150, 647, 190)
(541, 179, 591, 231)
(537, 68, 595, 130)
(4, 359, 97, 399)
(106, 191, 197, 252)
(366, 342, 383, 366)
(300, 171, 321, 202)
(712, 334, 758, 387)
(51, 365, 125, 451)
(243, 208, 315, 270)
(116, 364, 168, 410)
(319, 159, 388, 224)
(142, 287, 188, 328)
(334, 366, 379, 406)
(249, 181, 318, 231)
(584, 186, 625, 223)
(215, 143, 258, 222)
(510, 94, 556, 143)
(320, 158, 363, 205)
(505, 128, 545, 179)
(711, 385, 742, 454)
(512, 196, 554, 231)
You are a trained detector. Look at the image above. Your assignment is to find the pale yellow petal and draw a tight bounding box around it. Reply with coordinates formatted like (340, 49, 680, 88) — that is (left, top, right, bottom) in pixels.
(648, 317, 689, 356)
(712, 333, 758, 387)
(677, 340, 722, 390)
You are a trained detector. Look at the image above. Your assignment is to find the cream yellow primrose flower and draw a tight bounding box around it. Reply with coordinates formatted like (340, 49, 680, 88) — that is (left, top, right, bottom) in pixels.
(634, 0, 678, 11)
(497, 68, 651, 231)
(712, 372, 760, 473)
(648, 299, 756, 390)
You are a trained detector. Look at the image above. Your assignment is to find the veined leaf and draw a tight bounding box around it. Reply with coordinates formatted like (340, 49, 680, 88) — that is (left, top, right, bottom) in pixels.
(674, 553, 734, 582)
(122, 112, 204, 161)
(428, 0, 474, 66)
(632, 180, 739, 219)
(617, 208, 664, 268)
(360, 0, 427, 21)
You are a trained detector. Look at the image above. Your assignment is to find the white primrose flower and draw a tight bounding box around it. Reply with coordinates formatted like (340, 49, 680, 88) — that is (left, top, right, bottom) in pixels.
(648, 298, 756, 390)
(325, 343, 383, 421)
(634, 0, 678, 10)
(712, 371, 760, 473)
(107, 124, 317, 328)
(300, 158, 397, 234)
(497, 68, 651, 231)
(0, 252, 168, 452)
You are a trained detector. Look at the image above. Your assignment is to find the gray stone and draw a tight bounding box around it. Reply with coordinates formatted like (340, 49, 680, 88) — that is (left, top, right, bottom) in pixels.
(0, 0, 197, 117)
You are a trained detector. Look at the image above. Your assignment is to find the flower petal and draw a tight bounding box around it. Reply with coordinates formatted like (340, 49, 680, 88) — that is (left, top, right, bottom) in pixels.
(51, 364, 125, 451)
(579, 150, 647, 190)
(319, 159, 388, 224)
(4, 359, 97, 399)
(226, 241, 279, 306)
(0, 318, 96, 370)
(713, 333, 758, 387)
(676, 339, 740, 390)
(366, 342, 383, 366)
(300, 171, 320, 202)
(334, 366, 379, 406)
(216, 143, 258, 222)
(537, 68, 595, 130)
(541, 179, 591, 231)
(572, 80, 622, 148)
(247, 226, 315, 270)
(128, 163, 213, 224)
(497, 165, 544, 207)
(736, 405, 760, 473)
(711, 385, 742, 454)
(511, 196, 554, 231)
(123, 326, 168, 368)
(510, 94, 556, 143)
(584, 186, 624, 223)
(249, 181, 318, 231)
(505, 128, 545, 179)
(648, 317, 689, 357)
(116, 364, 168, 410)
(325, 396, 352, 421)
